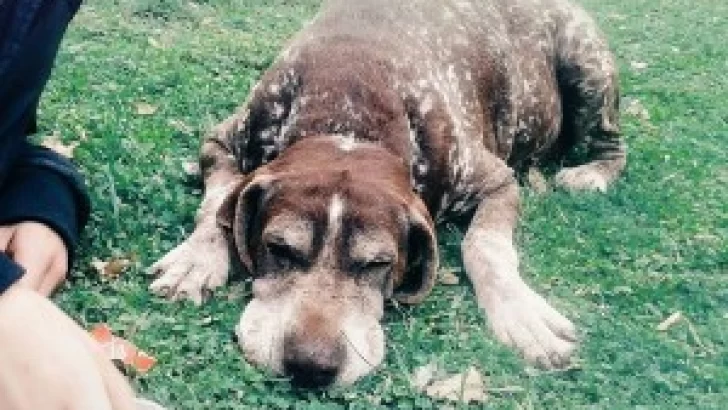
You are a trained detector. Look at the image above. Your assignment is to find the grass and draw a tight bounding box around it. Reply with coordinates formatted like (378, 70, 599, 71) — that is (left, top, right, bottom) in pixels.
(40, 0, 726, 408)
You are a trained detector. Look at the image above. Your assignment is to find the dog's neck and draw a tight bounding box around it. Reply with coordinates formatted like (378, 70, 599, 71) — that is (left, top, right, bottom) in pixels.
(279, 38, 412, 158)
(289, 92, 411, 157)
(266, 135, 416, 199)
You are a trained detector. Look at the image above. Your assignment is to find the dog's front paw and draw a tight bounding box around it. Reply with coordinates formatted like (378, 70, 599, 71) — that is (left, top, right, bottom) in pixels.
(555, 164, 609, 192)
(481, 281, 577, 369)
(149, 231, 230, 305)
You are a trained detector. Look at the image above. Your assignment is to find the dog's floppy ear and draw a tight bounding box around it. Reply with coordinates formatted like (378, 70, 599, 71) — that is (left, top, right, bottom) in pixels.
(393, 197, 439, 304)
(217, 173, 275, 275)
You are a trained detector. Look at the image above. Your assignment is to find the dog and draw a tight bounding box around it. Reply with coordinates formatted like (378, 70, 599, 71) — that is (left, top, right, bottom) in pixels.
(149, 0, 625, 387)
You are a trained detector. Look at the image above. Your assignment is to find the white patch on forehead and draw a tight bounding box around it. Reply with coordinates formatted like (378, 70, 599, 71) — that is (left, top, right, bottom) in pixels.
(336, 134, 359, 152)
(328, 194, 346, 238)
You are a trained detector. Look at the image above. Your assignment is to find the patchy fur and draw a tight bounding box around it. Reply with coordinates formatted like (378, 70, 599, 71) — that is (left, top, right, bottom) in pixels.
(150, 0, 625, 386)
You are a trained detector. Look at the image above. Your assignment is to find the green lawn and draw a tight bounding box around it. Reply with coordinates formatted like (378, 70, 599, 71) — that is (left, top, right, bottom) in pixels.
(44, 0, 726, 408)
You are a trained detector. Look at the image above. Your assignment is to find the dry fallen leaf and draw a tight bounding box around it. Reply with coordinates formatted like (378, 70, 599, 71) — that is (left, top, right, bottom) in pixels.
(135, 102, 158, 116)
(77, 127, 89, 141)
(412, 364, 488, 404)
(182, 160, 201, 178)
(426, 367, 487, 403)
(411, 362, 442, 390)
(147, 37, 163, 49)
(91, 257, 132, 278)
(630, 61, 648, 72)
(624, 98, 650, 121)
(657, 311, 683, 331)
(90, 324, 157, 374)
(168, 118, 195, 135)
(41, 132, 79, 158)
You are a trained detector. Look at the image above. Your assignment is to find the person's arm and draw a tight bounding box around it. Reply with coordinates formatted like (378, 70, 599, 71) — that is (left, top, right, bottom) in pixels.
(0, 0, 90, 294)
(0, 143, 91, 260)
(0, 143, 91, 294)
(0, 284, 138, 410)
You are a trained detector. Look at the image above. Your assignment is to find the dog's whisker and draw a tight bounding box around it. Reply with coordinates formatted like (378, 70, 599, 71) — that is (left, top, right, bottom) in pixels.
(340, 328, 375, 370)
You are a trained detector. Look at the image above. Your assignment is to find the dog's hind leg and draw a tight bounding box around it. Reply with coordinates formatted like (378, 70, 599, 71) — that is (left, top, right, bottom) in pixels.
(553, 6, 626, 192)
(149, 111, 247, 305)
(462, 165, 577, 368)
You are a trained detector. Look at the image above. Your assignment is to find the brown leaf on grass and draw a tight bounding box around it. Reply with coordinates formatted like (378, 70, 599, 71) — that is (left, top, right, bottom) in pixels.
(657, 311, 683, 331)
(89, 324, 157, 374)
(135, 102, 158, 116)
(91, 257, 132, 278)
(426, 367, 487, 403)
(41, 132, 79, 158)
(412, 364, 488, 404)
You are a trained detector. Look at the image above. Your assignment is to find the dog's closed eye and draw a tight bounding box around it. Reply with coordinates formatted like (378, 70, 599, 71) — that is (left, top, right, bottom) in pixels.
(266, 240, 310, 270)
(350, 257, 393, 275)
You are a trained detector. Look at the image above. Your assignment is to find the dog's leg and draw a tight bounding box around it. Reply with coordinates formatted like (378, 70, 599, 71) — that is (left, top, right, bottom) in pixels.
(554, 11, 626, 192)
(149, 115, 245, 305)
(462, 179, 577, 368)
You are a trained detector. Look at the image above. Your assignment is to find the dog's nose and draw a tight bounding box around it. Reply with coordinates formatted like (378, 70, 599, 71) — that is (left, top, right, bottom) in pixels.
(282, 333, 345, 388)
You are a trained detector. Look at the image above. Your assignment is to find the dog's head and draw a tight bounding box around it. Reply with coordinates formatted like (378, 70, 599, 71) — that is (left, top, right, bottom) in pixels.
(218, 136, 438, 387)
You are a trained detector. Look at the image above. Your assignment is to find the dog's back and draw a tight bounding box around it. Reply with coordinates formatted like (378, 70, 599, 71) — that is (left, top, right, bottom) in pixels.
(234, 0, 582, 216)
(280, 0, 564, 156)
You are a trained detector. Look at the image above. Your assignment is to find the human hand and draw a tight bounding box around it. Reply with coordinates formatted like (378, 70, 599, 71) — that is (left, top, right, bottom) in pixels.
(0, 221, 69, 295)
(0, 285, 137, 410)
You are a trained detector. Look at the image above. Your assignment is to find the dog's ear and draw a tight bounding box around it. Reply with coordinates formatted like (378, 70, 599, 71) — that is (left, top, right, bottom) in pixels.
(217, 173, 276, 275)
(393, 197, 439, 304)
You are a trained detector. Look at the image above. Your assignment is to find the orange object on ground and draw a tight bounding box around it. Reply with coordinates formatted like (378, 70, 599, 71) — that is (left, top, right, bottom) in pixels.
(89, 323, 157, 374)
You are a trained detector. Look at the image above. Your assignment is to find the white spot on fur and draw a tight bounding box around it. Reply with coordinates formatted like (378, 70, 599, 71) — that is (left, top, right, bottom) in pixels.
(337, 135, 359, 152)
(328, 194, 345, 237)
(272, 102, 285, 119)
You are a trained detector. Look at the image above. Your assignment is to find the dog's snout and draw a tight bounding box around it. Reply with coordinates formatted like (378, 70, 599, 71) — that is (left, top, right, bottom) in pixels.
(282, 332, 345, 388)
